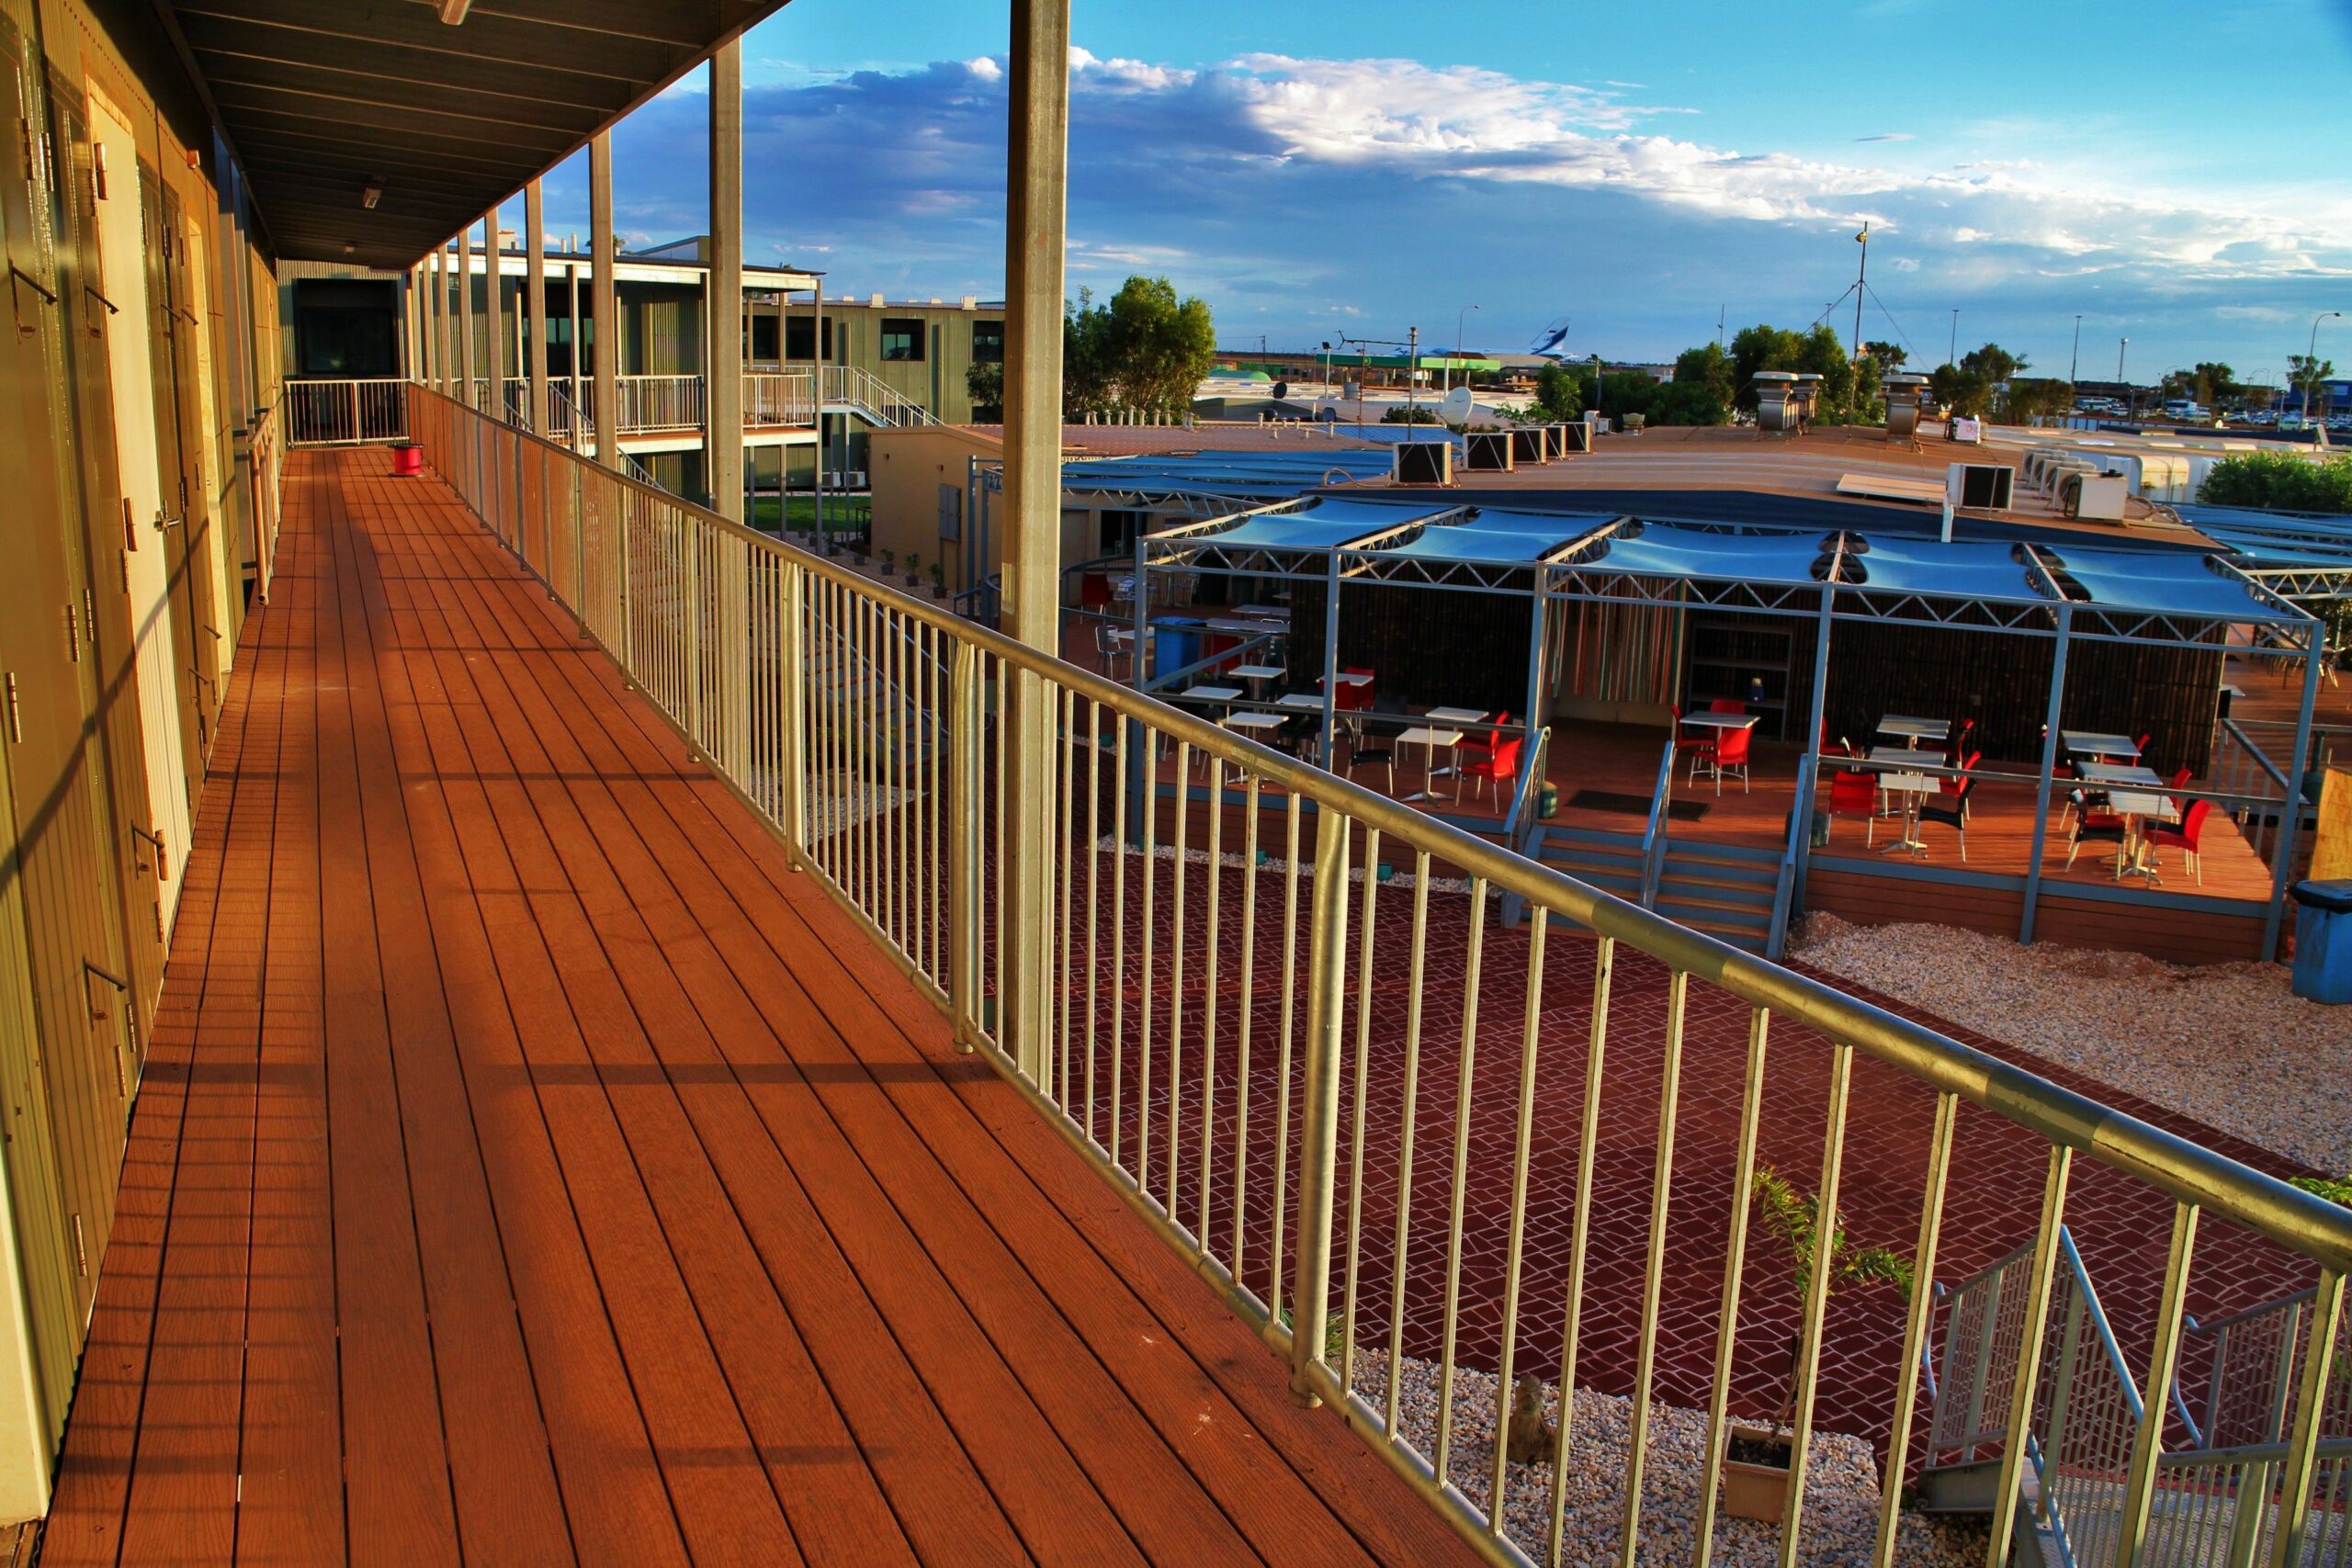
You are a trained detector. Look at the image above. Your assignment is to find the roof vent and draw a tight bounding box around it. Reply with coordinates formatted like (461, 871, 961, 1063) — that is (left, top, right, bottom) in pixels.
(959, 295, 978, 310)
(870, 292, 886, 309)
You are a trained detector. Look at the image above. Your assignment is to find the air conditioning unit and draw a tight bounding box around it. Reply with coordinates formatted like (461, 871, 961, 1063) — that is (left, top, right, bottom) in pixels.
(2068, 474, 2130, 522)
(1464, 431, 1514, 471)
(844, 470, 867, 491)
(1392, 441, 1453, 484)
(1946, 462, 2014, 512)
(1555, 422, 1590, 454)
(1510, 428, 1547, 466)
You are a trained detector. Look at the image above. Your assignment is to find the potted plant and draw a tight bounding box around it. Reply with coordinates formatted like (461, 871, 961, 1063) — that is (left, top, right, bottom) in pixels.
(929, 561, 945, 598)
(879, 548, 897, 578)
(904, 551, 922, 588)
(1721, 1167, 1914, 1523)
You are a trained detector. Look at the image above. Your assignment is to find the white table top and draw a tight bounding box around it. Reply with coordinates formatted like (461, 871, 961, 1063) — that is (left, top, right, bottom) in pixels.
(1679, 711, 1759, 731)
(1880, 772, 1938, 795)
(1235, 604, 1287, 617)
(1322, 671, 1374, 687)
(1877, 715, 1950, 741)
(1105, 626, 1135, 641)
(1182, 683, 1242, 703)
(1396, 727, 1464, 748)
(1276, 692, 1326, 710)
(1866, 745, 1928, 767)
(1424, 706, 1489, 724)
(2081, 761, 2164, 787)
(1222, 712, 1284, 732)
(1230, 663, 1286, 681)
(2105, 790, 2178, 820)
(2063, 731, 2141, 759)
(1205, 617, 1285, 634)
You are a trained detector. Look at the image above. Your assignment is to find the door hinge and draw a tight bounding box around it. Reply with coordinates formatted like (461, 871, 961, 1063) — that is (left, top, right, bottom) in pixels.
(91, 141, 106, 202)
(122, 496, 138, 551)
(64, 599, 79, 661)
(3, 672, 18, 743)
(84, 589, 96, 651)
(178, 475, 187, 513)
(71, 1214, 86, 1278)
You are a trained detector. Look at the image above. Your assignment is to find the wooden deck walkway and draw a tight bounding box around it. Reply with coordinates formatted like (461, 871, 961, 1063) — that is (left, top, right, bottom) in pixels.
(37, 448, 1478, 1568)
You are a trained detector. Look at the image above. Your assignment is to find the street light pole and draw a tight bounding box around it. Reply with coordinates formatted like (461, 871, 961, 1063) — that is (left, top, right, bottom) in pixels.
(2118, 337, 2130, 416)
(2069, 314, 2082, 388)
(1949, 309, 1958, 367)
(2304, 310, 2342, 424)
(1450, 303, 1478, 397)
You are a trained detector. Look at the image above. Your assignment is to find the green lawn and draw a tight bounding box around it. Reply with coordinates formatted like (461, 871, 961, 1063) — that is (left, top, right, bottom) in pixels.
(751, 494, 872, 533)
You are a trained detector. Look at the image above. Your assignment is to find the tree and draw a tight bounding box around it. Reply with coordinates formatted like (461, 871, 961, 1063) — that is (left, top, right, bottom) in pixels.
(1673, 343, 1736, 406)
(2290, 354, 2336, 413)
(2188, 362, 2237, 407)
(1929, 362, 1994, 419)
(1101, 276, 1217, 420)
(1729, 324, 1809, 410)
(1862, 340, 1907, 371)
(966, 361, 1004, 423)
(1646, 380, 1729, 426)
(2003, 378, 2075, 423)
(1533, 362, 1583, 421)
(1959, 342, 2029, 385)
(1063, 288, 1115, 419)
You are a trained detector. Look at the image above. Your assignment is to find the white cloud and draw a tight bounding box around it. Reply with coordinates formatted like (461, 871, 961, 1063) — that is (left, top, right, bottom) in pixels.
(965, 56, 1001, 83)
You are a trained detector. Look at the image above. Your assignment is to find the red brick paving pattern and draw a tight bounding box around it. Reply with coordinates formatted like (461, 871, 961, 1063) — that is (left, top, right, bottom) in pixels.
(994, 815, 2322, 1458)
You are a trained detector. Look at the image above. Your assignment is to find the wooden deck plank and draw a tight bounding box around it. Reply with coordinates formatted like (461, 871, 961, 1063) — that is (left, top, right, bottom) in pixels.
(39, 446, 1487, 1568)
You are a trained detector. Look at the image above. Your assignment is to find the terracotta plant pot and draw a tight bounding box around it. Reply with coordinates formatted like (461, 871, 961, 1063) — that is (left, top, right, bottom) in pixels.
(1720, 1424, 1793, 1523)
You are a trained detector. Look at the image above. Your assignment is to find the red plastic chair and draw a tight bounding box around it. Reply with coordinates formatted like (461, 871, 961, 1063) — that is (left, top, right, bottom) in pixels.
(1672, 704, 1715, 762)
(1707, 698, 1747, 714)
(1941, 750, 1981, 795)
(1462, 734, 1522, 805)
(2144, 798, 2212, 884)
(1826, 771, 1879, 846)
(1694, 722, 1751, 795)
(1460, 711, 1511, 764)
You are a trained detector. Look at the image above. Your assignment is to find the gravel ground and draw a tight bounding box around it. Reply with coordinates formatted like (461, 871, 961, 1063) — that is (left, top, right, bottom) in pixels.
(1795, 914, 2352, 1175)
(1350, 1348, 1984, 1566)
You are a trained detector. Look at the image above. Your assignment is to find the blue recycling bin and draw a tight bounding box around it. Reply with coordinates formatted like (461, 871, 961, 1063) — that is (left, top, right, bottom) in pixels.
(2290, 880, 2352, 1003)
(1152, 619, 1202, 681)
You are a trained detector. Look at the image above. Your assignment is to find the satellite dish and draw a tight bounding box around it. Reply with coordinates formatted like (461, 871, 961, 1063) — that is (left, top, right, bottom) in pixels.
(1440, 386, 1476, 425)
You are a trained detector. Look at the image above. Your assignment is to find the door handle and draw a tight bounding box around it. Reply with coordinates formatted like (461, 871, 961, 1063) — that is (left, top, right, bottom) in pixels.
(153, 513, 184, 532)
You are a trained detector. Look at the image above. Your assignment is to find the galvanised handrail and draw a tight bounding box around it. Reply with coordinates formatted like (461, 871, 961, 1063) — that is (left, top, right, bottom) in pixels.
(283, 378, 408, 446)
(2145, 1436, 2352, 1567)
(406, 380, 2352, 1568)
(1638, 739, 1674, 909)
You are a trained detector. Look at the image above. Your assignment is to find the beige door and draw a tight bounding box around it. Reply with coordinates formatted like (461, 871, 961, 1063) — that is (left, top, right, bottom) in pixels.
(181, 210, 233, 685)
(85, 85, 189, 930)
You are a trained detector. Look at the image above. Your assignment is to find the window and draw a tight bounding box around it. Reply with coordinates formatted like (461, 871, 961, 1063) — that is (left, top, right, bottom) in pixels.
(880, 318, 925, 362)
(971, 320, 1004, 365)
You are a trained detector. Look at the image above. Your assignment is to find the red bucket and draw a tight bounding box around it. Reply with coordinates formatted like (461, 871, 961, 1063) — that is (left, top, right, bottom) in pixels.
(390, 442, 423, 477)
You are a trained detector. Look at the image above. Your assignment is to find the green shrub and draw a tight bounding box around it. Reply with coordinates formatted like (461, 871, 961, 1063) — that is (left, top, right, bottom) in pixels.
(2199, 451, 2352, 513)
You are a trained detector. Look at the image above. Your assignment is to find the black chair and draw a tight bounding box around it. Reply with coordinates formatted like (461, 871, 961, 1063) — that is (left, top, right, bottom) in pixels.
(2065, 807, 2129, 873)
(1917, 777, 1974, 861)
(1349, 745, 1396, 792)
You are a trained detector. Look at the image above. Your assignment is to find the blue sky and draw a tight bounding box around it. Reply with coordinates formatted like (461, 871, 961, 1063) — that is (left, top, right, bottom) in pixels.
(530, 0, 2352, 381)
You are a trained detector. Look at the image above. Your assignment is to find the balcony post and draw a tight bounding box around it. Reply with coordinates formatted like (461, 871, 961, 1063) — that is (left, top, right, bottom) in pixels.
(1288, 807, 1352, 1404)
(424, 249, 440, 392)
(458, 223, 474, 407)
(526, 180, 549, 438)
(708, 39, 745, 521)
(438, 241, 455, 397)
(999, 0, 1070, 1083)
(591, 131, 620, 472)
(484, 201, 505, 426)
(567, 262, 584, 454)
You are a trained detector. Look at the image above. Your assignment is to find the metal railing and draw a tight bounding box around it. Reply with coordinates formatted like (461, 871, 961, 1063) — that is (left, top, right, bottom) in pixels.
(822, 362, 941, 426)
(284, 378, 408, 446)
(612, 372, 705, 434)
(745, 370, 817, 427)
(1639, 739, 1675, 909)
(405, 380, 2352, 1568)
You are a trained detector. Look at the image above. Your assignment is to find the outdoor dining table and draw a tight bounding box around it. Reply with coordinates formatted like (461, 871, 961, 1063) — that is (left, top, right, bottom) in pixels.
(1874, 769, 1939, 855)
(2103, 784, 2179, 883)
(1235, 604, 1288, 618)
(1230, 662, 1286, 698)
(1396, 726, 1464, 801)
(1424, 705, 1488, 726)
(1275, 692, 1325, 711)
(2063, 730, 2141, 761)
(1180, 683, 1241, 710)
(1325, 671, 1374, 688)
(1677, 711, 1758, 732)
(1862, 746, 1940, 818)
(1876, 714, 1949, 748)
(1221, 712, 1284, 735)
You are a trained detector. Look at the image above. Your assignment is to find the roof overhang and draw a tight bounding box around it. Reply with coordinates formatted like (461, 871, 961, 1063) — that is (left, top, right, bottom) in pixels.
(164, 0, 790, 269)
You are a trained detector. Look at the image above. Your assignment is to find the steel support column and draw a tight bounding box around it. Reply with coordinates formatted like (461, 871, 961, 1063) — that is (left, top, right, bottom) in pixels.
(424, 250, 442, 391)
(1000, 0, 1071, 1083)
(2264, 638, 2324, 961)
(458, 223, 474, 407)
(484, 202, 505, 424)
(590, 131, 620, 471)
(567, 261, 584, 453)
(526, 180, 549, 438)
(707, 39, 745, 520)
(2019, 606, 2074, 944)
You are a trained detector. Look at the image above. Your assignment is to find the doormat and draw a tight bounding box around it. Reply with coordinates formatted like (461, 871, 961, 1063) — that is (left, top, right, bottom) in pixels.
(1566, 790, 1711, 822)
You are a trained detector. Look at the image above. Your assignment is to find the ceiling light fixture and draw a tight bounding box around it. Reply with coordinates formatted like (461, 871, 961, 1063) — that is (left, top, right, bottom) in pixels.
(362, 183, 382, 209)
(437, 0, 469, 23)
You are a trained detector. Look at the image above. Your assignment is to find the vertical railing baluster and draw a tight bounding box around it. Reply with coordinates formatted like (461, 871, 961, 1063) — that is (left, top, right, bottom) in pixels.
(1986, 1148, 2076, 1562)
(1488, 914, 1550, 1530)
(1872, 1089, 1959, 1568)
(1778, 1039, 1855, 1566)
(1615, 966, 1687, 1566)
(1339, 828, 1380, 1395)
(946, 637, 979, 1038)
(1201, 757, 1227, 1249)
(1169, 741, 1190, 1215)
(2270, 1270, 2345, 1568)
(1384, 855, 1432, 1437)
(1693, 1005, 1772, 1568)
(2118, 1201, 2200, 1557)
(1137, 728, 1159, 1185)
(1287, 808, 1352, 1404)
(1433, 877, 1488, 1489)
(1267, 796, 1303, 1323)
(1086, 701, 1104, 1140)
(1229, 774, 1261, 1282)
